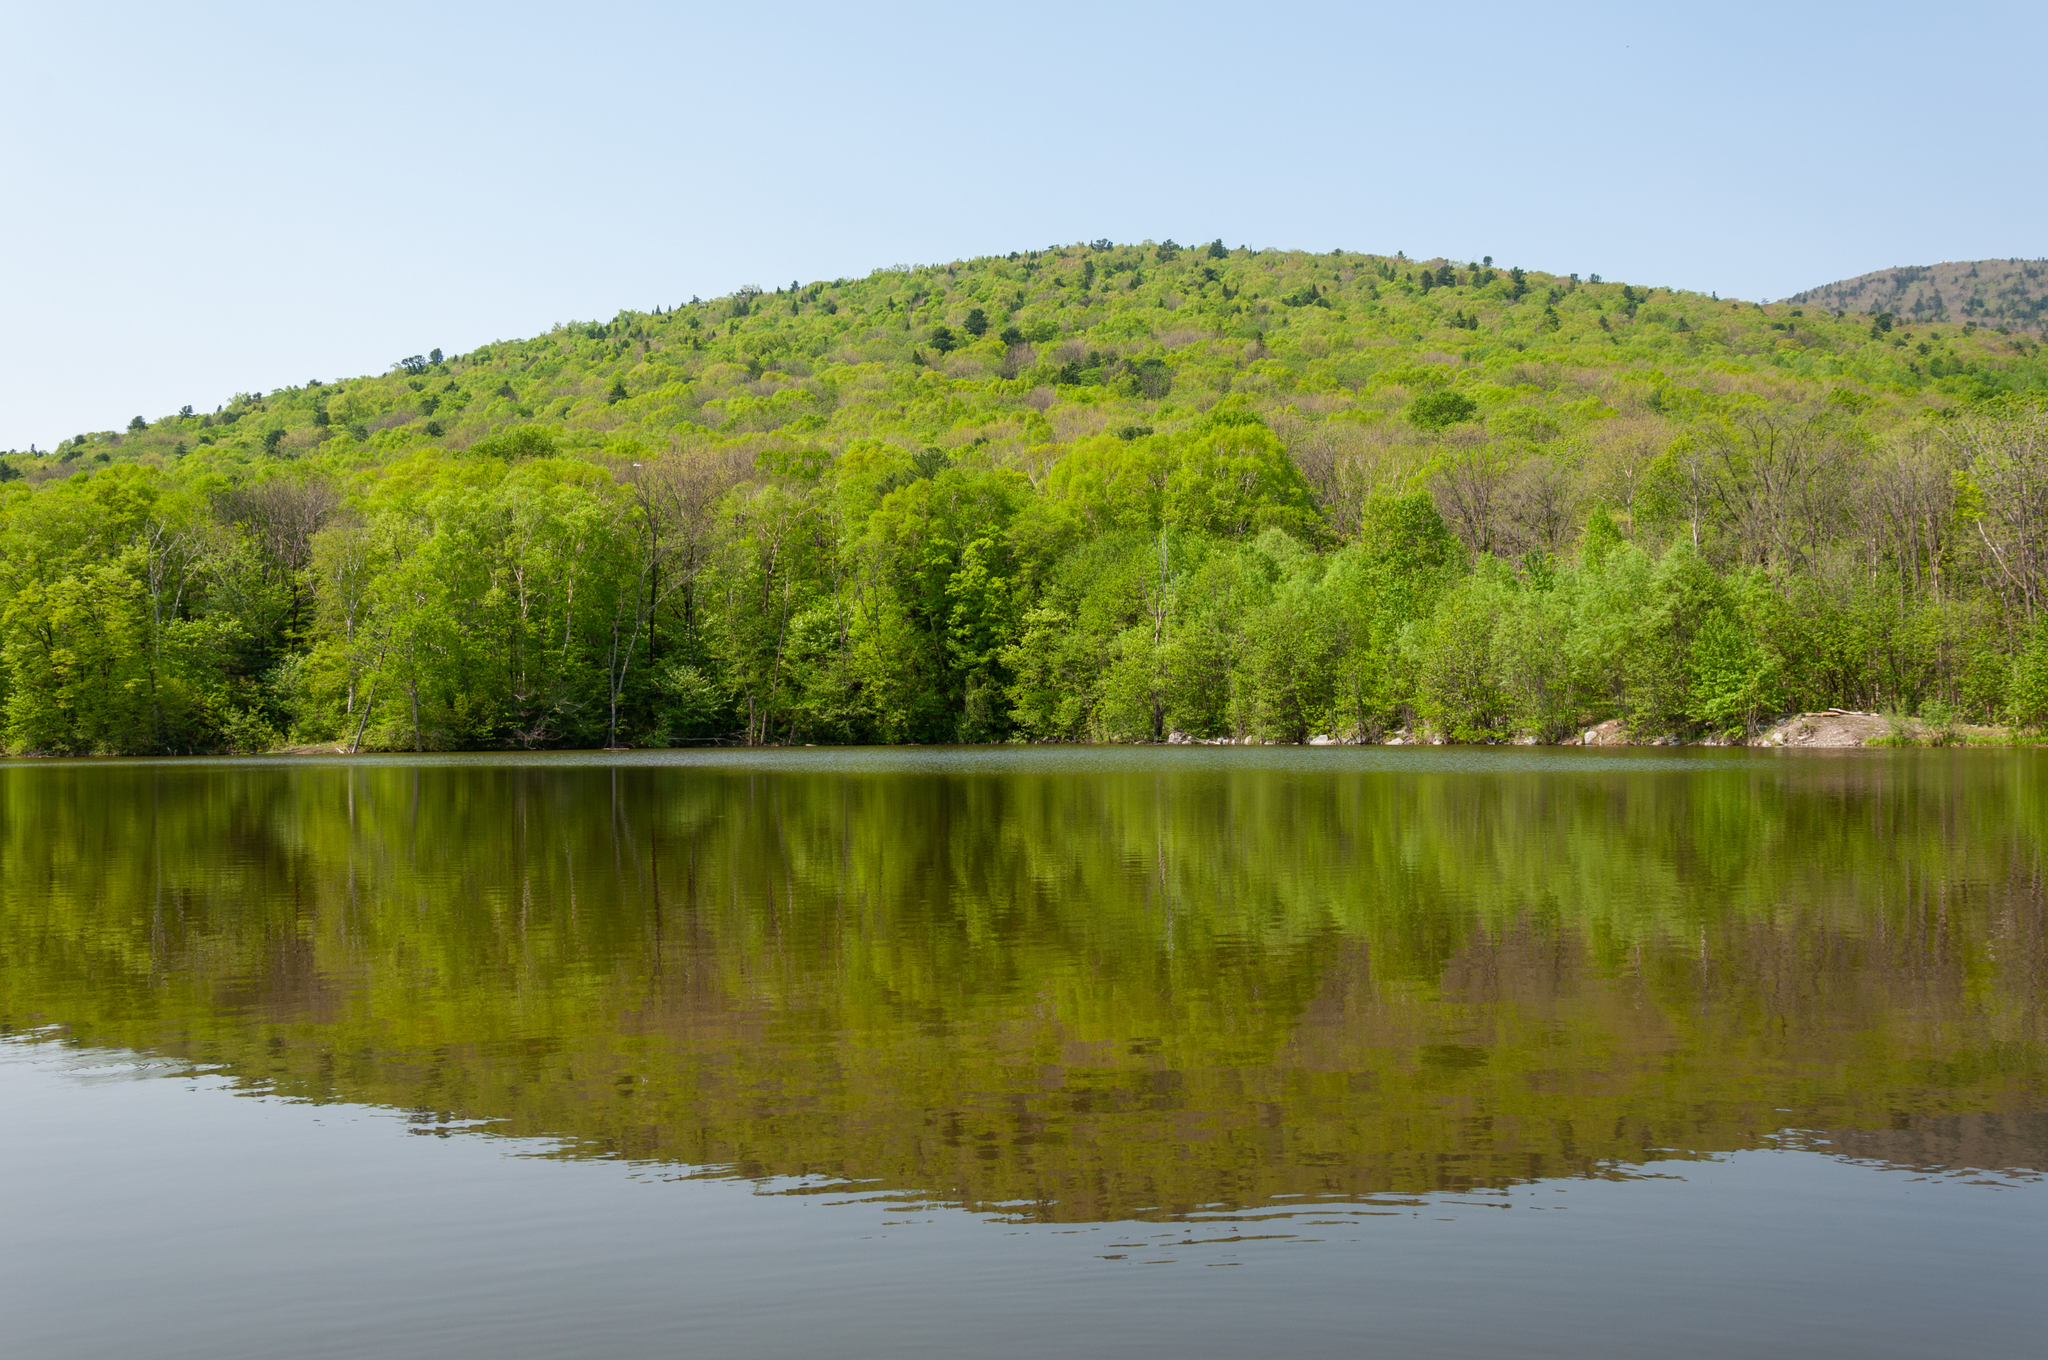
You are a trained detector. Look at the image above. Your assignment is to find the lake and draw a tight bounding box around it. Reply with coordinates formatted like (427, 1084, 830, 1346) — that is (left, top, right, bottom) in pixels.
(3, 747, 2044, 1358)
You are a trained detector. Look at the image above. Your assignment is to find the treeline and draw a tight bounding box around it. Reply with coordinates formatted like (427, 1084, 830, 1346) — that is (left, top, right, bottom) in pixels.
(8, 239, 2048, 753)
(3, 397, 2048, 753)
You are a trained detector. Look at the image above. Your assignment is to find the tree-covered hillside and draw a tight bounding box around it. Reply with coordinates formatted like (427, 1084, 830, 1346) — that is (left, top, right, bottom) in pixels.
(5, 239, 2048, 753)
(1784, 258, 2048, 333)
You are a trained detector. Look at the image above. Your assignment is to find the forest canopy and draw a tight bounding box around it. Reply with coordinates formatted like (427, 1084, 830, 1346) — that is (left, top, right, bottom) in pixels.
(4, 241, 2048, 753)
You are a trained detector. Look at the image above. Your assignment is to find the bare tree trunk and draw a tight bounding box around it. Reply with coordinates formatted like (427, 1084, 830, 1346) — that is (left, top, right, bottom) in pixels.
(349, 675, 380, 754)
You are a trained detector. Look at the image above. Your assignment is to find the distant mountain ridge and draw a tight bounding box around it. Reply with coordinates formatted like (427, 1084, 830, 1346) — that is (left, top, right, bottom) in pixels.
(1785, 259, 2048, 331)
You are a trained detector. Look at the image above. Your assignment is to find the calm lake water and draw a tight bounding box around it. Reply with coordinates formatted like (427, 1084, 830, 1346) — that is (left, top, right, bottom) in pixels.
(3, 747, 2045, 1358)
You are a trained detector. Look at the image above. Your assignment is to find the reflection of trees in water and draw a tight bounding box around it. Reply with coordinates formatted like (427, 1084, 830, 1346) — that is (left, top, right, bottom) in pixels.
(1, 755, 2044, 1220)
(1800, 1114, 2048, 1181)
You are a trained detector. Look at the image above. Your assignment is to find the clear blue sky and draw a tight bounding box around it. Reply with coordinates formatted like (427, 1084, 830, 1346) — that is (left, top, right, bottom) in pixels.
(3, 0, 2043, 449)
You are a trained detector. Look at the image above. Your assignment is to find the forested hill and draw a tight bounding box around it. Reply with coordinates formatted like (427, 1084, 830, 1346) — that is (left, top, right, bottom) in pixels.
(1784, 259, 2048, 333)
(4, 239, 2048, 755)
(23, 243, 2048, 472)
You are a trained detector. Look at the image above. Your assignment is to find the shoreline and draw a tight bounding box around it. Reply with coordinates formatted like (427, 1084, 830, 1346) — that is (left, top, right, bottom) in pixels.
(0, 711, 2031, 759)
(1167, 710, 2017, 750)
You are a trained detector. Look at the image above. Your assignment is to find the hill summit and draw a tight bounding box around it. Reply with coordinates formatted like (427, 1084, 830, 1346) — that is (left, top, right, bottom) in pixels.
(18, 241, 2045, 472)
(1783, 259, 2048, 332)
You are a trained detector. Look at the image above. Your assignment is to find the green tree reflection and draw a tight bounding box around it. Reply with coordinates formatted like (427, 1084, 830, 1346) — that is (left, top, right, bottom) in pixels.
(2, 751, 2043, 1220)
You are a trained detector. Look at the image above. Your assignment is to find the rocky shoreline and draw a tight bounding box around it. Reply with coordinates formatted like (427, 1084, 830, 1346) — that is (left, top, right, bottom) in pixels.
(1162, 710, 2014, 750)
(257, 710, 2021, 755)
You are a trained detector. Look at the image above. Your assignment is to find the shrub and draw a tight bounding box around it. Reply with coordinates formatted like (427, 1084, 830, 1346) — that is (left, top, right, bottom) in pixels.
(469, 426, 561, 460)
(1409, 390, 1478, 431)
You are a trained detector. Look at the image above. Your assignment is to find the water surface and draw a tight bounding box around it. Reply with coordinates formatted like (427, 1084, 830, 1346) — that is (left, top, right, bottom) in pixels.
(3, 747, 2044, 1356)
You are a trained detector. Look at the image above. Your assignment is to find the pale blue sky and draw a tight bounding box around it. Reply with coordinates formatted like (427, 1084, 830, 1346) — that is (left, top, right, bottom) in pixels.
(3, 0, 2042, 448)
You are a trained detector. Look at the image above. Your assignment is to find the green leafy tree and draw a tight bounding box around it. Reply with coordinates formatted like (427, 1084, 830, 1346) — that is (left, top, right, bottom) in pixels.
(1409, 390, 1478, 431)
(1, 560, 152, 753)
(1416, 571, 1511, 740)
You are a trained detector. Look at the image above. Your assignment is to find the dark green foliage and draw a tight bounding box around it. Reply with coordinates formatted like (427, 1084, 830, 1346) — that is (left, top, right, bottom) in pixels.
(758, 446, 832, 480)
(1409, 390, 1479, 430)
(1126, 357, 1171, 399)
(964, 308, 988, 338)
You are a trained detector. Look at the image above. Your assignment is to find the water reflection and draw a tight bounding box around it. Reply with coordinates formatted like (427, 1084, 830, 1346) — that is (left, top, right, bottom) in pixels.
(2, 748, 2043, 1219)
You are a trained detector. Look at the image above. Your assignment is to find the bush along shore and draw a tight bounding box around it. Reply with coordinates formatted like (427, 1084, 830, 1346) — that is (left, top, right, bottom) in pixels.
(6, 241, 2048, 756)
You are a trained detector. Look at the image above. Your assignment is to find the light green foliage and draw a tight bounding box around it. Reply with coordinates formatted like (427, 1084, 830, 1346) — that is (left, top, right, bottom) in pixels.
(2, 558, 152, 753)
(1688, 573, 1788, 737)
(1164, 412, 1320, 539)
(5, 243, 2048, 750)
(2009, 620, 2048, 730)
(1417, 569, 1512, 740)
